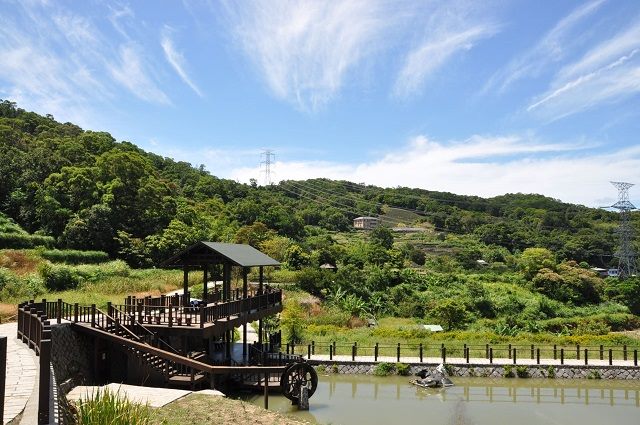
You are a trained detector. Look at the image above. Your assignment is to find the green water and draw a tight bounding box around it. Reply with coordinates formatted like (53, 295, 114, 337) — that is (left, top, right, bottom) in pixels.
(241, 375, 640, 425)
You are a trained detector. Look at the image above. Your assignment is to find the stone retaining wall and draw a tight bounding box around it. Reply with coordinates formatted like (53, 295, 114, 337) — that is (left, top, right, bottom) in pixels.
(50, 323, 93, 393)
(309, 361, 640, 380)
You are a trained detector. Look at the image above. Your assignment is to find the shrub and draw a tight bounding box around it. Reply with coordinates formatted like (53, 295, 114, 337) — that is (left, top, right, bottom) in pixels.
(546, 365, 556, 378)
(396, 363, 411, 376)
(587, 370, 601, 380)
(41, 249, 110, 264)
(331, 363, 339, 373)
(503, 365, 515, 378)
(71, 388, 151, 425)
(374, 362, 395, 376)
(0, 233, 55, 249)
(515, 366, 529, 378)
(40, 263, 80, 291)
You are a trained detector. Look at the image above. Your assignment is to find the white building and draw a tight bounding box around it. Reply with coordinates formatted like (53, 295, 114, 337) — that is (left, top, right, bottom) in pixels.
(353, 216, 379, 230)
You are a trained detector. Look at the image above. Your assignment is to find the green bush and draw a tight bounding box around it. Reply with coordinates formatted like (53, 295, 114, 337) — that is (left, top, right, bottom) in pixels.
(72, 388, 151, 425)
(0, 233, 55, 249)
(374, 362, 395, 376)
(41, 249, 110, 264)
(515, 366, 529, 378)
(396, 363, 411, 376)
(503, 365, 515, 378)
(40, 263, 80, 291)
(546, 365, 556, 378)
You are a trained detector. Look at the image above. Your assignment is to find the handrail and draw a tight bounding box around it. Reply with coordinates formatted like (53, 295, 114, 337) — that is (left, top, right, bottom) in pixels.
(110, 305, 180, 354)
(75, 324, 286, 376)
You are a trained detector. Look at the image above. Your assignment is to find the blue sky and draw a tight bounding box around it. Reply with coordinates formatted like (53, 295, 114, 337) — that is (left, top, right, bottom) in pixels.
(1, 0, 640, 207)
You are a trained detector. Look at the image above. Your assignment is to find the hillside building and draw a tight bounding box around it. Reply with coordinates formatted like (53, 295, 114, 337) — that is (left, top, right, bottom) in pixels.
(353, 216, 379, 230)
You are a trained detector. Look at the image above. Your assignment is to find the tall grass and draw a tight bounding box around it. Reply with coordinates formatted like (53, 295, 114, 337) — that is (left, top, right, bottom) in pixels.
(70, 388, 151, 425)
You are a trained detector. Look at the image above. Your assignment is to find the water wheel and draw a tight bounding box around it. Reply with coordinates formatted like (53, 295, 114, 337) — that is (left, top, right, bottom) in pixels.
(280, 361, 318, 404)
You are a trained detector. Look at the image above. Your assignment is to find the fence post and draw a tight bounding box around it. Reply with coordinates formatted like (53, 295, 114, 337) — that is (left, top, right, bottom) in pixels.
(560, 349, 564, 365)
(200, 305, 205, 329)
(577, 344, 580, 360)
(624, 345, 628, 361)
(308, 344, 311, 360)
(489, 348, 493, 364)
(485, 344, 489, 359)
(286, 343, 290, 355)
(513, 348, 517, 365)
(397, 343, 401, 362)
(352, 344, 356, 361)
(466, 347, 470, 364)
(39, 328, 51, 424)
(91, 304, 96, 328)
(312, 341, 315, 355)
(57, 298, 62, 324)
(374, 343, 378, 362)
(609, 349, 613, 366)
(442, 346, 446, 363)
(419, 343, 423, 363)
(508, 344, 512, 359)
(74, 303, 78, 323)
(553, 345, 557, 360)
(168, 306, 173, 328)
(600, 345, 604, 360)
(531, 344, 534, 360)
(354, 342, 358, 358)
(634, 349, 638, 367)
(329, 344, 333, 361)
(536, 348, 540, 365)
(0, 336, 6, 425)
(584, 349, 588, 365)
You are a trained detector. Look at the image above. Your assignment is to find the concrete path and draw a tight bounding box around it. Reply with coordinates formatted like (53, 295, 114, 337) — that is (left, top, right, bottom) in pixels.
(66, 383, 223, 408)
(0, 322, 37, 425)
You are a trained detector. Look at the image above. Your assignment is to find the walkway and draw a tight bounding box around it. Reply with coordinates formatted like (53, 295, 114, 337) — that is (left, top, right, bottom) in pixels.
(1, 322, 37, 425)
(66, 383, 223, 408)
(306, 353, 639, 367)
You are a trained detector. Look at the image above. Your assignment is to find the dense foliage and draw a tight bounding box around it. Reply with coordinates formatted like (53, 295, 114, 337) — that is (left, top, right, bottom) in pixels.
(2, 100, 640, 338)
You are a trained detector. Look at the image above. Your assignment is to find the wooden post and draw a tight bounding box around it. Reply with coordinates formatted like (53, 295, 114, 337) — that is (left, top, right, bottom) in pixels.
(624, 345, 628, 361)
(57, 298, 62, 323)
(74, 303, 79, 323)
(600, 345, 604, 360)
(243, 267, 248, 358)
(419, 343, 423, 363)
(39, 329, 51, 424)
(513, 348, 516, 365)
(329, 344, 333, 361)
(183, 267, 189, 304)
(508, 344, 512, 359)
(0, 336, 6, 425)
(554, 344, 557, 360)
(168, 306, 173, 328)
(585, 348, 588, 365)
(531, 344, 534, 360)
(259, 266, 264, 295)
(489, 348, 493, 364)
(397, 343, 401, 362)
(536, 348, 540, 365)
(560, 348, 564, 365)
(264, 373, 269, 409)
(203, 265, 208, 303)
(106, 302, 112, 328)
(442, 346, 446, 363)
(577, 344, 580, 360)
(91, 304, 96, 328)
(609, 348, 613, 366)
(352, 344, 356, 361)
(308, 344, 311, 359)
(312, 341, 315, 355)
(374, 343, 378, 362)
(634, 349, 638, 366)
(485, 344, 489, 359)
(466, 347, 470, 364)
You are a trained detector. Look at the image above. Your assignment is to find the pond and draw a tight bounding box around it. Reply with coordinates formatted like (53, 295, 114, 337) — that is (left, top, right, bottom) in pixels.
(240, 374, 640, 425)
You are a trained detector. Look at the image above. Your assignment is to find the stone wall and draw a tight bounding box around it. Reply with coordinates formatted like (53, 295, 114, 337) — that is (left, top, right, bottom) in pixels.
(310, 360, 640, 380)
(50, 323, 93, 393)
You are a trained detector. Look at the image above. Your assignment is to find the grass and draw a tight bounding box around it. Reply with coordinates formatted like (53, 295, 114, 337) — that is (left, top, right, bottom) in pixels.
(70, 387, 151, 425)
(151, 394, 308, 425)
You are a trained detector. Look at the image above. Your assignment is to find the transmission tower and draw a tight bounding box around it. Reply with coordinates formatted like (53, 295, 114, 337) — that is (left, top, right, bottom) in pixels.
(611, 181, 637, 278)
(260, 149, 275, 185)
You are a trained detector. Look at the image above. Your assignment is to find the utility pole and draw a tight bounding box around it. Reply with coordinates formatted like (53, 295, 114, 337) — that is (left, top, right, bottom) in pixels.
(260, 149, 275, 185)
(611, 181, 637, 278)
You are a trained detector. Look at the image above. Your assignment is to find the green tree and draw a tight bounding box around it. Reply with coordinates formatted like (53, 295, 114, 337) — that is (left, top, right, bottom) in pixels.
(430, 299, 468, 330)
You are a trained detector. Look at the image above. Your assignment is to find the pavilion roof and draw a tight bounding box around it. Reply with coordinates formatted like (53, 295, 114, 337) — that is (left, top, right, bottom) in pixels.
(160, 241, 280, 268)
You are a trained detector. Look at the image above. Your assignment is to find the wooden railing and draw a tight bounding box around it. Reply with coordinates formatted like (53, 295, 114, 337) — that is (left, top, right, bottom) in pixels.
(16, 302, 51, 424)
(302, 341, 640, 366)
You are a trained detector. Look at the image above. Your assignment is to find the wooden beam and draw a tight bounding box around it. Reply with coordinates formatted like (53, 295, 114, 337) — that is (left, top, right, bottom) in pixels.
(203, 265, 208, 303)
(183, 268, 189, 303)
(243, 267, 248, 358)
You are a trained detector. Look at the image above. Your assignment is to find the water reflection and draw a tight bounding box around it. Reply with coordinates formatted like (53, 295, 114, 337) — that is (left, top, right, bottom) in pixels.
(242, 375, 640, 425)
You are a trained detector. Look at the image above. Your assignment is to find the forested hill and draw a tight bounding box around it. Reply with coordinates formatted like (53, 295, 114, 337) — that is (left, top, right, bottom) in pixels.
(0, 100, 631, 268)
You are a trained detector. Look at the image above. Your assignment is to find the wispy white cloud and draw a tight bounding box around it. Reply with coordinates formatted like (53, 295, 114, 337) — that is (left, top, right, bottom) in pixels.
(108, 44, 171, 105)
(226, 133, 639, 207)
(528, 19, 640, 120)
(221, 0, 403, 111)
(161, 26, 203, 97)
(483, 0, 605, 94)
(393, 24, 498, 98)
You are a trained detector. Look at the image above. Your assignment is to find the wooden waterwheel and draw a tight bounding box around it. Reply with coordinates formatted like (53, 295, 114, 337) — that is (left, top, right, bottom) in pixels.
(280, 361, 318, 404)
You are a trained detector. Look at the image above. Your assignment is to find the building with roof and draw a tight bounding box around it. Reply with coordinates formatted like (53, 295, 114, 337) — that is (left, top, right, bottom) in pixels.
(353, 216, 379, 230)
